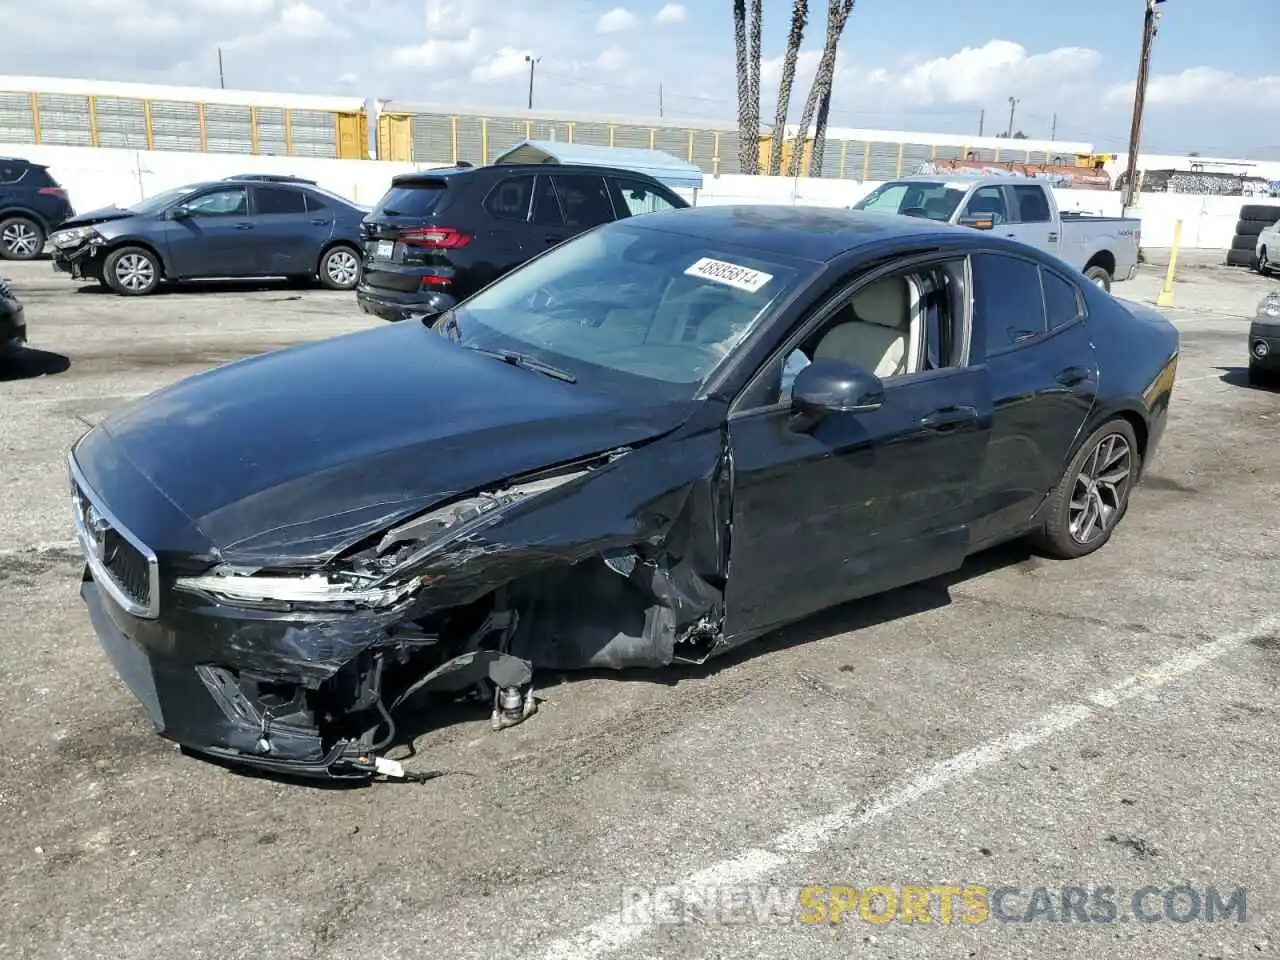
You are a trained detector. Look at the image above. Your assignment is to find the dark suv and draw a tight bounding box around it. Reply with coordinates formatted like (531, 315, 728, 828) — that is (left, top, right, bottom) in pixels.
(356, 163, 689, 321)
(0, 157, 75, 261)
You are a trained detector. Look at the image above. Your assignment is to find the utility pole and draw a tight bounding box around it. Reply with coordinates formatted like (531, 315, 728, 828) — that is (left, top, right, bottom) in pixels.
(978, 109, 984, 137)
(658, 82, 664, 119)
(1006, 97, 1020, 137)
(217, 47, 225, 89)
(1050, 113, 1057, 140)
(1122, 0, 1166, 210)
(524, 54, 541, 110)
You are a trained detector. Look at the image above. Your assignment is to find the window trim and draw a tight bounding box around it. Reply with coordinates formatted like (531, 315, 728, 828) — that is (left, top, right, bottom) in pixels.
(974, 250, 1088, 360)
(728, 251, 975, 420)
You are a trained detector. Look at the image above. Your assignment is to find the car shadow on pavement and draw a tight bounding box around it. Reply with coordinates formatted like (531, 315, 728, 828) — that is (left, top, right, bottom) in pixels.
(1218, 366, 1279, 391)
(0, 347, 71, 381)
(73, 278, 317, 296)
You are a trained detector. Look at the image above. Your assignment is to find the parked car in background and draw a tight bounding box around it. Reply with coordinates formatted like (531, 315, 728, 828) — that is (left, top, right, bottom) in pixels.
(850, 175, 1141, 292)
(356, 162, 690, 321)
(1252, 210, 1280, 276)
(48, 179, 367, 296)
(0, 157, 75, 261)
(1249, 290, 1280, 387)
(68, 206, 1178, 780)
(0, 277, 25, 356)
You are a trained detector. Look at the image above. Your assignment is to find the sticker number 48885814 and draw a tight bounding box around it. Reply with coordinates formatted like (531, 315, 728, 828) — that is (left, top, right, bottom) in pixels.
(684, 257, 774, 293)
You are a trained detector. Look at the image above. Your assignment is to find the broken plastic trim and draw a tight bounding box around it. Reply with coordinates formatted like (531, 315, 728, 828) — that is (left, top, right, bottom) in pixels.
(174, 570, 423, 609)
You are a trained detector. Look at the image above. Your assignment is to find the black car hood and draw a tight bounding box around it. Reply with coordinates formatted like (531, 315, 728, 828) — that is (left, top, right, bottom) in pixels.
(89, 321, 697, 565)
(57, 205, 136, 230)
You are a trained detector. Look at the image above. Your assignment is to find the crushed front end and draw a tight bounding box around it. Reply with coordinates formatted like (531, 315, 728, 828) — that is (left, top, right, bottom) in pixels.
(50, 226, 108, 281)
(70, 428, 729, 781)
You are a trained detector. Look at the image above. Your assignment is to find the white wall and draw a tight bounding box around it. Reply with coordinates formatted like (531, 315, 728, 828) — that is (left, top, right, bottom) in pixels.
(7, 142, 1279, 252)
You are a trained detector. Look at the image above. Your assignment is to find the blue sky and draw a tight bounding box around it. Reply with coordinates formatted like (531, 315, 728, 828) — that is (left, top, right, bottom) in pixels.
(2, 0, 1277, 159)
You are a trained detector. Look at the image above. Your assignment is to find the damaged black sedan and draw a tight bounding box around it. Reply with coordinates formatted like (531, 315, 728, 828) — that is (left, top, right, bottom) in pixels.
(69, 205, 1179, 780)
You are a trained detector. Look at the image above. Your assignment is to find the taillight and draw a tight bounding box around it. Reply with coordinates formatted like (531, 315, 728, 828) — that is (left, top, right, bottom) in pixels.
(38, 186, 67, 199)
(398, 226, 472, 249)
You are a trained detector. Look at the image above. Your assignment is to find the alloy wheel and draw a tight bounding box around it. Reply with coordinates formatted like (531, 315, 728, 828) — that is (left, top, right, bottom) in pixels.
(1068, 433, 1133, 544)
(326, 249, 359, 287)
(1, 221, 40, 258)
(115, 253, 156, 292)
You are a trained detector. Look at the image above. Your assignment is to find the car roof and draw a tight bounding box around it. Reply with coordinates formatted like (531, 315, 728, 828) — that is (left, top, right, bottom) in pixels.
(390, 162, 667, 187)
(223, 173, 318, 183)
(623, 205, 971, 262)
(0, 156, 44, 168)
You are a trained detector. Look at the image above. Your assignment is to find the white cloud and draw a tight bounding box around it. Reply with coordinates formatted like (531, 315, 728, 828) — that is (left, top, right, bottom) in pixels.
(885, 40, 1102, 106)
(1106, 66, 1280, 109)
(277, 2, 337, 39)
(471, 46, 534, 83)
(597, 7, 638, 33)
(654, 3, 686, 23)
(390, 29, 482, 71)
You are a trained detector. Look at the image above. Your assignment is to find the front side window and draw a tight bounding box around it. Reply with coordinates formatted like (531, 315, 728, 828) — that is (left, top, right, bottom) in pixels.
(127, 185, 203, 215)
(962, 186, 1008, 225)
(437, 222, 812, 396)
(741, 259, 966, 412)
(184, 188, 248, 218)
(552, 174, 615, 228)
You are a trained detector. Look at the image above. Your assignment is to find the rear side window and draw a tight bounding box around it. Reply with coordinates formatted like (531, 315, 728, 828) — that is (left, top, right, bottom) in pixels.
(1012, 185, 1052, 223)
(304, 192, 328, 213)
(609, 178, 680, 217)
(531, 175, 564, 226)
(374, 181, 448, 217)
(1041, 268, 1084, 329)
(253, 186, 307, 215)
(0, 163, 27, 185)
(972, 252, 1047, 356)
(552, 174, 614, 229)
(483, 175, 533, 221)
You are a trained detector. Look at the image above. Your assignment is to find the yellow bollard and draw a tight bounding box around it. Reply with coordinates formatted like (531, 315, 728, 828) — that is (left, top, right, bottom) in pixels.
(1155, 219, 1182, 308)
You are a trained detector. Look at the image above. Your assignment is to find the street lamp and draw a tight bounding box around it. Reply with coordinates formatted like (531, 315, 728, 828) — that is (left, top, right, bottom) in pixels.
(525, 54, 541, 110)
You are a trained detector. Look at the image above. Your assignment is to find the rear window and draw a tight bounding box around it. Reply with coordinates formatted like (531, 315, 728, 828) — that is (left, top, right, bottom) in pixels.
(374, 181, 448, 218)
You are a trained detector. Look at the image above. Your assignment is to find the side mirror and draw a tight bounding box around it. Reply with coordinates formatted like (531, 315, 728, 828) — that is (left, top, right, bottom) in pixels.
(170, 205, 191, 220)
(957, 214, 994, 230)
(790, 358, 884, 428)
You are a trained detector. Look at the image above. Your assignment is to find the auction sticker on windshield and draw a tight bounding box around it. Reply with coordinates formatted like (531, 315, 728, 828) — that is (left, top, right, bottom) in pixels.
(685, 257, 774, 293)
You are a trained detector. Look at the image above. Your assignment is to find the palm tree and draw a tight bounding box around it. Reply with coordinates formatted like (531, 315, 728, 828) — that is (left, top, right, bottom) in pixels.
(787, 0, 855, 178)
(767, 0, 808, 176)
(741, 0, 763, 175)
(733, 0, 752, 173)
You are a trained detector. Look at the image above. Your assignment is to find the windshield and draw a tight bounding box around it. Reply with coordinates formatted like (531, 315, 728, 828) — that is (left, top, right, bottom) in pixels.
(125, 185, 202, 215)
(436, 222, 809, 397)
(851, 181, 966, 221)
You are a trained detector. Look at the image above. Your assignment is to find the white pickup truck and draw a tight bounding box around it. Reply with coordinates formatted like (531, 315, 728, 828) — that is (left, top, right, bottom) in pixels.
(850, 174, 1141, 292)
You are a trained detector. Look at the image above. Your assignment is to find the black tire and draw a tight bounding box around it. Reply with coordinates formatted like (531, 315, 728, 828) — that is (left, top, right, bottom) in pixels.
(102, 246, 161, 296)
(1030, 418, 1141, 560)
(1225, 249, 1257, 268)
(1239, 204, 1280, 223)
(0, 215, 45, 261)
(1083, 264, 1112, 292)
(1234, 219, 1267, 238)
(1231, 234, 1258, 251)
(1257, 246, 1273, 276)
(318, 245, 361, 291)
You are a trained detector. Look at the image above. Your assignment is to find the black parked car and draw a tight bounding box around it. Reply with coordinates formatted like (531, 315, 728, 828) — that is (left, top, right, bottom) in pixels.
(69, 206, 1179, 780)
(356, 162, 689, 321)
(0, 277, 25, 356)
(0, 157, 75, 261)
(49, 179, 368, 295)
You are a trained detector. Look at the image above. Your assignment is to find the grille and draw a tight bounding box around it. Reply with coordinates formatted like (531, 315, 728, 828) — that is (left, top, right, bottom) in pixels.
(69, 460, 160, 618)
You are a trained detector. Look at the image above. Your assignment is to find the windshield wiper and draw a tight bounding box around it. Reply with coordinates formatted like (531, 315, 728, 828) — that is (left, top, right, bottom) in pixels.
(465, 346, 577, 383)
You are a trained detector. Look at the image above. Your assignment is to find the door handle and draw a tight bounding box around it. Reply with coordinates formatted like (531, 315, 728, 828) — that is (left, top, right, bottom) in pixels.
(310, 218, 330, 226)
(234, 222, 254, 230)
(1056, 366, 1090, 387)
(920, 405, 979, 432)
(1048, 232, 1059, 242)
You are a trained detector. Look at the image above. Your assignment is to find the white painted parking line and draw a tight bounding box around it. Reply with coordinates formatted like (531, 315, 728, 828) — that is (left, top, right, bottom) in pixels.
(540, 617, 1280, 960)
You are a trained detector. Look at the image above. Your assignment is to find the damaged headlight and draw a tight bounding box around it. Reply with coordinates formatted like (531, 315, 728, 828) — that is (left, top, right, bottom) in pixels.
(50, 226, 101, 248)
(174, 464, 596, 609)
(175, 569, 423, 610)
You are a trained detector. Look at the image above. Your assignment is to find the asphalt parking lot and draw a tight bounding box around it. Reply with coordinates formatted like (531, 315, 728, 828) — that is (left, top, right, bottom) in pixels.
(1, 257, 1277, 960)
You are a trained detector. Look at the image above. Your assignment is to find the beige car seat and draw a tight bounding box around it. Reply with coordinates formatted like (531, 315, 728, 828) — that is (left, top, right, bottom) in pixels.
(811, 275, 913, 378)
